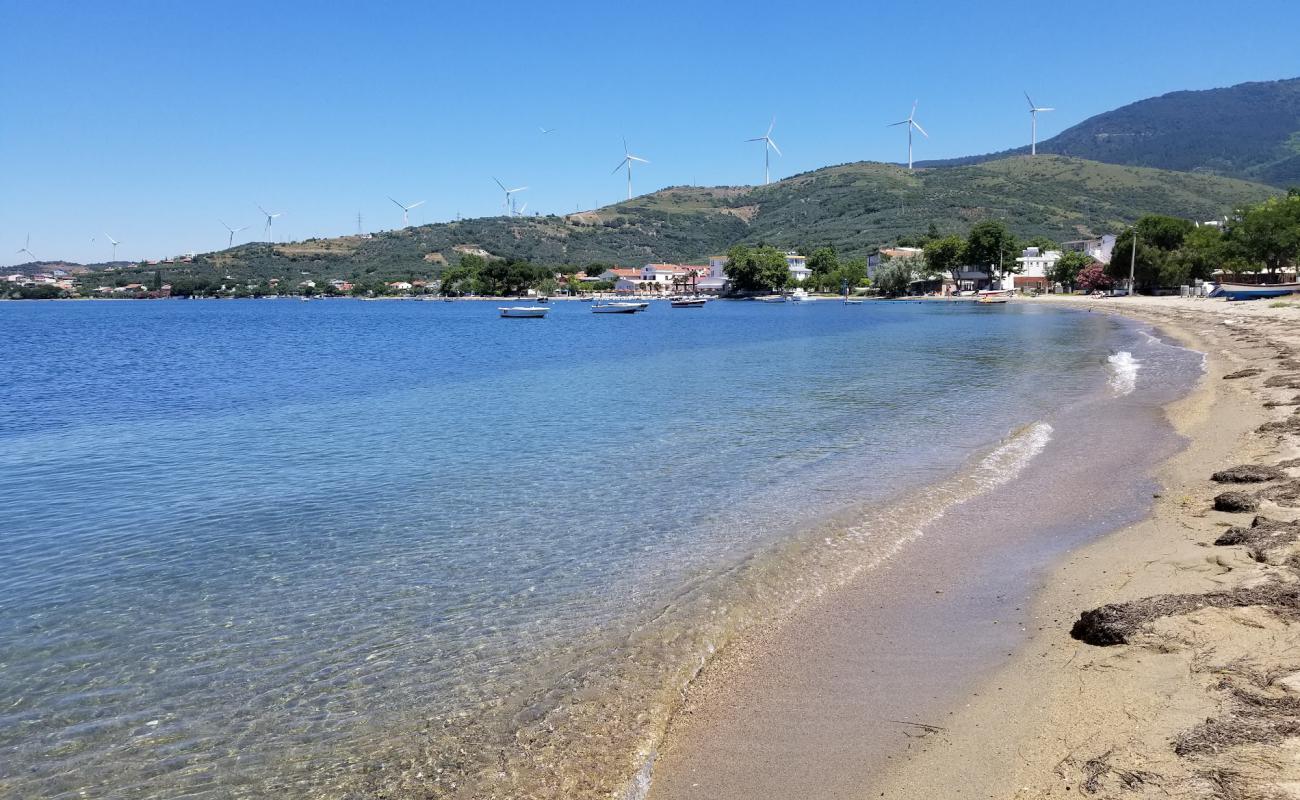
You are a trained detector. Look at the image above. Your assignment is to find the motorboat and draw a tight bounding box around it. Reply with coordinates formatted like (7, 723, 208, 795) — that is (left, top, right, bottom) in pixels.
(670, 297, 707, 308)
(1209, 281, 1300, 301)
(757, 295, 787, 303)
(499, 306, 550, 318)
(789, 288, 809, 302)
(843, 298, 864, 305)
(592, 302, 647, 314)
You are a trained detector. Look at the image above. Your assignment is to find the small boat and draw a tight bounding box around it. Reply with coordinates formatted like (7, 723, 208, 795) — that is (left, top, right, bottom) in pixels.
(843, 298, 863, 305)
(592, 301, 646, 314)
(976, 295, 1010, 304)
(499, 306, 549, 318)
(789, 288, 809, 302)
(1209, 281, 1300, 301)
(670, 297, 707, 308)
(757, 295, 787, 303)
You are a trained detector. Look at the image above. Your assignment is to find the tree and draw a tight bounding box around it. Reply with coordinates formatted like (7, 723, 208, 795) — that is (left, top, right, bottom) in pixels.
(965, 221, 1019, 277)
(1024, 235, 1059, 252)
(874, 260, 914, 297)
(1227, 194, 1300, 274)
(1165, 225, 1225, 285)
(1136, 214, 1194, 251)
(724, 245, 789, 291)
(1047, 251, 1092, 290)
(1077, 263, 1114, 292)
(923, 235, 966, 283)
(1106, 229, 1165, 291)
(807, 246, 839, 276)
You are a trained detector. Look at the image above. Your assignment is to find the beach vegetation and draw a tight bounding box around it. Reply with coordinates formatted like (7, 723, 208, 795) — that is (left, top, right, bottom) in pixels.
(1048, 251, 1093, 290)
(1076, 262, 1114, 291)
(1227, 193, 1300, 274)
(963, 221, 1020, 277)
(923, 235, 967, 283)
(724, 245, 790, 291)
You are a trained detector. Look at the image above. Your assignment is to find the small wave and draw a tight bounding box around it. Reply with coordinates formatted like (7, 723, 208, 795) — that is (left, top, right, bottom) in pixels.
(1107, 351, 1141, 396)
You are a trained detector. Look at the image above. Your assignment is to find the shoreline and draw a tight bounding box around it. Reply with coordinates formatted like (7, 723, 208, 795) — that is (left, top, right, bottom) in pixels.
(647, 296, 1300, 799)
(868, 296, 1300, 798)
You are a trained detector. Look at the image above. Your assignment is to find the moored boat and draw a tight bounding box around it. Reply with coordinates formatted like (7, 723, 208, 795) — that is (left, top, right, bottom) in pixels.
(499, 306, 550, 318)
(1209, 281, 1300, 301)
(670, 297, 707, 308)
(592, 302, 646, 314)
(843, 298, 863, 305)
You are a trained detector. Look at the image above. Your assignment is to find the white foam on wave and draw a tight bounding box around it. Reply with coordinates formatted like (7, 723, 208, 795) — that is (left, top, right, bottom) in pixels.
(1107, 351, 1141, 396)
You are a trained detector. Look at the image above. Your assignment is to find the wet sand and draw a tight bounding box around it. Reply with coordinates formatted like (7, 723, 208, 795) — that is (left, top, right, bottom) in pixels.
(649, 296, 1300, 800)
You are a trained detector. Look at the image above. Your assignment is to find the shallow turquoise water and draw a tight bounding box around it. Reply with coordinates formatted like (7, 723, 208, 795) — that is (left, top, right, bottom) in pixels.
(0, 298, 1188, 798)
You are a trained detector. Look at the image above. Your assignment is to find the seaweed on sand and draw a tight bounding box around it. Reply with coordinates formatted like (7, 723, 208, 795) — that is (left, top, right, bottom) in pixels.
(1070, 583, 1300, 646)
(1215, 516, 1300, 562)
(1211, 464, 1289, 483)
(1213, 492, 1260, 513)
(1222, 368, 1263, 380)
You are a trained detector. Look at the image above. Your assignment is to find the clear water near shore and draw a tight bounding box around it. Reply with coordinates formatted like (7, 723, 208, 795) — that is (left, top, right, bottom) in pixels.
(0, 298, 1198, 799)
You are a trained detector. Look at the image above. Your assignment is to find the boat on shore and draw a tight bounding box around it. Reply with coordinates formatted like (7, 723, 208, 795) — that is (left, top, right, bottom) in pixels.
(499, 306, 550, 318)
(1209, 281, 1300, 301)
(976, 289, 1012, 305)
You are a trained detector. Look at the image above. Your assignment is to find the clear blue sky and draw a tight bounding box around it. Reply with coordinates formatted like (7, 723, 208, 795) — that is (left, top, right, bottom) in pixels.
(2, 0, 1297, 266)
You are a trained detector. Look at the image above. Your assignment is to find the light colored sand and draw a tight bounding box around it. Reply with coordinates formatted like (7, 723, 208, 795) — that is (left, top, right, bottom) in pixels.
(873, 295, 1300, 799)
(651, 294, 1300, 800)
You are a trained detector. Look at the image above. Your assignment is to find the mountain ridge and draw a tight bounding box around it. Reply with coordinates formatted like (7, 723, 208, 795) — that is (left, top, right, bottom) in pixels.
(917, 77, 1300, 187)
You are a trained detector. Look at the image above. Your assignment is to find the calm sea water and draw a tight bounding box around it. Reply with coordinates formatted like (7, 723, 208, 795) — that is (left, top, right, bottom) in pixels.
(0, 298, 1191, 799)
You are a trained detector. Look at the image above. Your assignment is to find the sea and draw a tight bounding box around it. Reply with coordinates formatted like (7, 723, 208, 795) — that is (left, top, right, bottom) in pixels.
(0, 297, 1202, 799)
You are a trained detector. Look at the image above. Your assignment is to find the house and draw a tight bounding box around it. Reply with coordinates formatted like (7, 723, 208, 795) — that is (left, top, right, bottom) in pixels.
(785, 252, 811, 283)
(1061, 235, 1116, 265)
(4, 273, 27, 283)
(387, 281, 413, 291)
(1012, 247, 1061, 292)
(598, 267, 640, 282)
(639, 264, 689, 287)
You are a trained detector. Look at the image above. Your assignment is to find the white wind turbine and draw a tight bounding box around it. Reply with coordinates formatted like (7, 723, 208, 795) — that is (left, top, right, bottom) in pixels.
(887, 101, 929, 170)
(746, 117, 783, 185)
(220, 220, 249, 248)
(612, 138, 649, 200)
(493, 178, 528, 216)
(16, 234, 36, 262)
(104, 233, 120, 261)
(516, 202, 528, 216)
(257, 204, 283, 242)
(388, 196, 426, 227)
(1025, 92, 1055, 156)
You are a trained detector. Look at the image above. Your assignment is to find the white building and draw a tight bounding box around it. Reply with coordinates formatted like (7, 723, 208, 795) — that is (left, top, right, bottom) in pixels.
(1062, 235, 1115, 265)
(785, 252, 811, 283)
(1011, 247, 1061, 291)
(639, 264, 689, 286)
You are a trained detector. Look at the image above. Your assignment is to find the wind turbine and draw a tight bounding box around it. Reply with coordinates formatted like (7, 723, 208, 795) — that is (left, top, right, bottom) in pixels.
(104, 233, 121, 261)
(887, 101, 928, 170)
(746, 116, 783, 185)
(516, 201, 529, 216)
(1025, 92, 1055, 156)
(493, 178, 528, 216)
(612, 138, 649, 200)
(220, 220, 249, 248)
(388, 196, 426, 227)
(16, 234, 36, 262)
(257, 204, 282, 243)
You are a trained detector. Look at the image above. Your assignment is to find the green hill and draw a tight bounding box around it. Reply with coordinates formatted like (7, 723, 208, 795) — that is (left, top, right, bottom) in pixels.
(920, 78, 1300, 187)
(84, 156, 1278, 288)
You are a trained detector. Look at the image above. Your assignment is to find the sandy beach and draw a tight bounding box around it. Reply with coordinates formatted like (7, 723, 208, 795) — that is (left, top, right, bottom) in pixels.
(650, 295, 1300, 800)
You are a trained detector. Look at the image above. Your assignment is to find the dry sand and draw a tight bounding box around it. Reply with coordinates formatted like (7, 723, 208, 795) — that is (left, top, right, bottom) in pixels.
(651, 295, 1300, 800)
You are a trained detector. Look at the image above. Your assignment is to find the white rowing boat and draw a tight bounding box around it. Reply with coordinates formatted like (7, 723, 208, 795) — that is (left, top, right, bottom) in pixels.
(499, 306, 550, 318)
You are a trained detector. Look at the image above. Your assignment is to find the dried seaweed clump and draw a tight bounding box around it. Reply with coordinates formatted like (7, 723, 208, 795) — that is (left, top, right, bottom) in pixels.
(1215, 516, 1300, 562)
(1222, 368, 1263, 380)
(1070, 583, 1300, 646)
(1213, 492, 1259, 513)
(1211, 464, 1288, 483)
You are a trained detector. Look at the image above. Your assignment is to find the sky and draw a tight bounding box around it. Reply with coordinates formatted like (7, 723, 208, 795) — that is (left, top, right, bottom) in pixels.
(2, 0, 1298, 266)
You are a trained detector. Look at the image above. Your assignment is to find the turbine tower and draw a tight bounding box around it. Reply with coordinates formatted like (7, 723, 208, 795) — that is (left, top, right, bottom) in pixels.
(887, 101, 929, 170)
(612, 138, 649, 200)
(388, 196, 426, 227)
(16, 234, 36, 262)
(746, 116, 782, 185)
(493, 178, 528, 216)
(104, 233, 120, 261)
(257, 204, 283, 243)
(1025, 92, 1055, 156)
(220, 220, 249, 248)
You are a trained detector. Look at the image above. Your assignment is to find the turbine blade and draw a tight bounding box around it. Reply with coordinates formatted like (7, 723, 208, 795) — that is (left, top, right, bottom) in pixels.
(911, 120, 929, 138)
(628, 155, 648, 163)
(257, 204, 269, 215)
(493, 177, 507, 192)
(510, 186, 528, 193)
(745, 137, 765, 142)
(767, 138, 782, 156)
(1038, 107, 1055, 112)
(389, 196, 404, 209)
(1025, 91, 1034, 108)
(612, 158, 629, 174)
(766, 116, 775, 136)
(887, 120, 909, 126)
(910, 100, 918, 119)
(409, 200, 426, 209)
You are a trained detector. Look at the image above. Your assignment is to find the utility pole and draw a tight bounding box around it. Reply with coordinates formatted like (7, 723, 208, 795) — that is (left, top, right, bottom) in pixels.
(1128, 228, 1138, 295)
(357, 212, 363, 236)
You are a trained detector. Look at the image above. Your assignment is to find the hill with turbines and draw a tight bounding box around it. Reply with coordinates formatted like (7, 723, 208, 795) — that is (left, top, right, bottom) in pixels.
(918, 78, 1300, 187)
(74, 155, 1278, 288)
